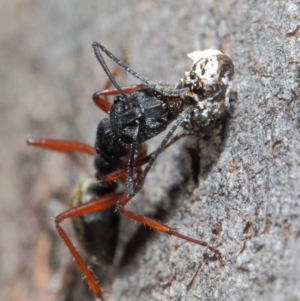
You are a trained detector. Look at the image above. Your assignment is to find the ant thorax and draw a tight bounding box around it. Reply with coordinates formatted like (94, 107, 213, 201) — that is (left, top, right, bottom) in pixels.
(179, 49, 234, 132)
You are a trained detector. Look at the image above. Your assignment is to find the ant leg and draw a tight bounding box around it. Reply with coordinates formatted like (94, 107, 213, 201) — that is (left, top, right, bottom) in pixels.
(54, 191, 123, 300)
(27, 138, 95, 155)
(102, 133, 192, 183)
(116, 194, 225, 264)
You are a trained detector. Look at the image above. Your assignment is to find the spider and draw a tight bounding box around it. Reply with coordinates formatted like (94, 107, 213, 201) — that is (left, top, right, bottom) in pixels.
(27, 42, 234, 300)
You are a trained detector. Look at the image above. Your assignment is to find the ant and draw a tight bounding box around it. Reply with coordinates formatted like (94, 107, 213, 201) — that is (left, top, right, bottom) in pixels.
(27, 42, 234, 300)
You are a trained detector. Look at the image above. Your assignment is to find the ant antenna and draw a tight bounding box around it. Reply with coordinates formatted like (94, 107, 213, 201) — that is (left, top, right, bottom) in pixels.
(93, 42, 130, 101)
(92, 42, 189, 98)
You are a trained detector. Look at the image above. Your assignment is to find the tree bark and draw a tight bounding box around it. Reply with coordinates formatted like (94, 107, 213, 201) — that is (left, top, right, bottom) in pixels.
(1, 1, 299, 301)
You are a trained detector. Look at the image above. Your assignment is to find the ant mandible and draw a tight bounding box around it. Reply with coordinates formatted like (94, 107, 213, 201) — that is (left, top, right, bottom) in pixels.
(27, 42, 234, 300)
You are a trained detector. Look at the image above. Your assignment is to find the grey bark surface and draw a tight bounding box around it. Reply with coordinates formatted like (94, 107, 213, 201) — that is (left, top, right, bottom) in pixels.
(0, 1, 299, 301)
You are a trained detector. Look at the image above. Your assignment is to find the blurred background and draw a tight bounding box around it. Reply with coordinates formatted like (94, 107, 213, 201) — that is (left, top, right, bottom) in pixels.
(1, 1, 299, 301)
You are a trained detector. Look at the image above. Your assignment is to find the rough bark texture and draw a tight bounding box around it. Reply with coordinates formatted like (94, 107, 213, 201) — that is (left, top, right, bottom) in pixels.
(1, 1, 299, 301)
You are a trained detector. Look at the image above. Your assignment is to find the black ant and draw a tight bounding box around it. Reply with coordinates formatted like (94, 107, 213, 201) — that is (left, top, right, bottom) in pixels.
(27, 42, 234, 300)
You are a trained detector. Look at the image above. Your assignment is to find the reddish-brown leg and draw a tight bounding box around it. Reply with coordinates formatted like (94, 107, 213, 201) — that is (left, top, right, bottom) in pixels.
(27, 138, 95, 155)
(55, 192, 123, 301)
(116, 193, 225, 264)
(102, 133, 191, 183)
(92, 93, 112, 114)
(27, 138, 95, 176)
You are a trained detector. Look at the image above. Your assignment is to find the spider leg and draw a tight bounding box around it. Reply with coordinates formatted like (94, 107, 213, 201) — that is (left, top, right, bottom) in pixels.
(116, 194, 224, 264)
(93, 65, 122, 114)
(27, 138, 95, 155)
(115, 106, 225, 263)
(92, 93, 112, 114)
(55, 192, 123, 300)
(102, 133, 192, 183)
(27, 138, 95, 176)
